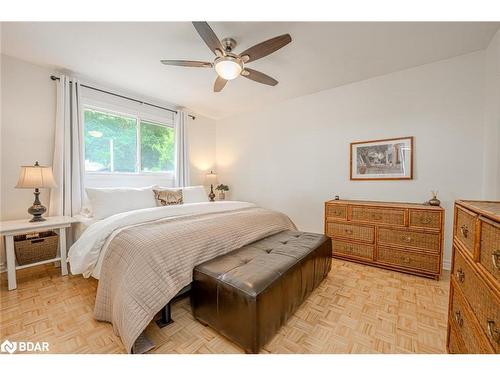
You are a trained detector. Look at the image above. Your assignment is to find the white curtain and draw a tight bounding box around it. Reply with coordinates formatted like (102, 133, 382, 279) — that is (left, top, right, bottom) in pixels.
(174, 110, 190, 187)
(49, 75, 85, 217)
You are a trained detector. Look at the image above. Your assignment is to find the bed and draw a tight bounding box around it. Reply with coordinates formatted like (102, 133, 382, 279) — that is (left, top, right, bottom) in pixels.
(72, 215, 98, 241)
(68, 186, 296, 353)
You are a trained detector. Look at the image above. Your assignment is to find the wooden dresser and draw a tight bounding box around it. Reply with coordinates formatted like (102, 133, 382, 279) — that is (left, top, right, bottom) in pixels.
(324, 199, 444, 279)
(447, 200, 500, 354)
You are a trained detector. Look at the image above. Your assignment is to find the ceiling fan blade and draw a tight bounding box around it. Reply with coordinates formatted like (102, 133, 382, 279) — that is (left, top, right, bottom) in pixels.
(192, 22, 224, 56)
(239, 34, 292, 63)
(241, 68, 278, 86)
(214, 76, 227, 92)
(160, 60, 213, 68)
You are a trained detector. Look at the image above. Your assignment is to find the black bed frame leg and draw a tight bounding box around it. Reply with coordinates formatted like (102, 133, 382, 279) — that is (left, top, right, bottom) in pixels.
(155, 302, 173, 328)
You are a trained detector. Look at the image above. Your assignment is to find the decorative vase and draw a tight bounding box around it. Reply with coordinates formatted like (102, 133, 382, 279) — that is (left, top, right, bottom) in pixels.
(428, 191, 441, 206)
(218, 191, 226, 200)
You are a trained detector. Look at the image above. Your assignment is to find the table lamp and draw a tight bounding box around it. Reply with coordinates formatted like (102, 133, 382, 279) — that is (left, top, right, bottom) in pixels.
(205, 171, 218, 202)
(15, 161, 57, 222)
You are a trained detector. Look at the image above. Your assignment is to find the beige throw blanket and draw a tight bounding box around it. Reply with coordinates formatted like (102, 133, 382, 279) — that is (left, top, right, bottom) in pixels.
(94, 207, 295, 353)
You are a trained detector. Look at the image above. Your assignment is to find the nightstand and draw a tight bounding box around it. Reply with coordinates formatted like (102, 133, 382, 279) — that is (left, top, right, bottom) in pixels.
(0, 216, 78, 290)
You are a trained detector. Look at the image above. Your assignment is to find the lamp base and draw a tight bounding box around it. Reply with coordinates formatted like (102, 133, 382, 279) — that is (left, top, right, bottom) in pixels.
(29, 212, 47, 222)
(28, 188, 47, 222)
(208, 184, 216, 202)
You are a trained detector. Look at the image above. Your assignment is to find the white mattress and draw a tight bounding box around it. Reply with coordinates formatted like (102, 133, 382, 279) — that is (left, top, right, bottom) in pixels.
(73, 215, 99, 240)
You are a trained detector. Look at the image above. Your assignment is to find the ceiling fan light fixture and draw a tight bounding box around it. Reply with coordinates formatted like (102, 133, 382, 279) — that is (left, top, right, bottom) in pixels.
(214, 56, 243, 80)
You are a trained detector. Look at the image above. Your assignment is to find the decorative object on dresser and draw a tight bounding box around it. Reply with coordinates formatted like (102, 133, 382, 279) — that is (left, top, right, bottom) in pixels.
(427, 190, 441, 206)
(215, 184, 229, 200)
(350, 136, 413, 180)
(15, 161, 57, 222)
(447, 200, 500, 354)
(324, 199, 444, 279)
(205, 171, 218, 202)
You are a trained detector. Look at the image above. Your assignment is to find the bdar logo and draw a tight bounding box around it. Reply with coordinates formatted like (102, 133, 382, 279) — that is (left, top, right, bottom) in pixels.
(1, 339, 17, 354)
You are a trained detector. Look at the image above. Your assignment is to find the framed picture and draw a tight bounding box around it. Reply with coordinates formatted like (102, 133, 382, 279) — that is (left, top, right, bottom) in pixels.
(350, 136, 413, 180)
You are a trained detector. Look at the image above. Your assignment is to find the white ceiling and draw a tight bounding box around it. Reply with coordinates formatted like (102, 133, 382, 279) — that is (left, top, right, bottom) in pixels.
(1, 22, 499, 119)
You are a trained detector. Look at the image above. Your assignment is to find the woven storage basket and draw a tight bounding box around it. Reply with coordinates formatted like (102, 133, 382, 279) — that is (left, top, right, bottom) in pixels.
(14, 231, 59, 266)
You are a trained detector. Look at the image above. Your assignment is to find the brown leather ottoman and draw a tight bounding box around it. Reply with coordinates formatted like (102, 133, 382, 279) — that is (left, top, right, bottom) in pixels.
(192, 230, 332, 353)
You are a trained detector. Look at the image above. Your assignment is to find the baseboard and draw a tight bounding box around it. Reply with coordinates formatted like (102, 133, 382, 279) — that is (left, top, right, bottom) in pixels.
(442, 259, 451, 271)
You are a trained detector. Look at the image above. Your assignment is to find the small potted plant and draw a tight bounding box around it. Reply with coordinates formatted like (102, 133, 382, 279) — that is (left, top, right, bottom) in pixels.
(215, 184, 229, 200)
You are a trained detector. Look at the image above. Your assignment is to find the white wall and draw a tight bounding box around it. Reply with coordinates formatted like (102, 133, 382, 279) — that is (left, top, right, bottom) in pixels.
(1, 54, 57, 221)
(216, 51, 489, 269)
(188, 115, 217, 186)
(482, 29, 500, 199)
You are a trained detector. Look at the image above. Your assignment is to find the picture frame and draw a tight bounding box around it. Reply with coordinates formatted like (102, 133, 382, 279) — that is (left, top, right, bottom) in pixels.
(350, 136, 414, 180)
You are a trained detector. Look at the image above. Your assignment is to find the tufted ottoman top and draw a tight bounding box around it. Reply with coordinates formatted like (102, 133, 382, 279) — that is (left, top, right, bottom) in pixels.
(194, 230, 327, 297)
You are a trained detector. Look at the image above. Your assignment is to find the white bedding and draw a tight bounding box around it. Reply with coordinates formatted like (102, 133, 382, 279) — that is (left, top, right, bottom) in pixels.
(67, 201, 256, 279)
(72, 215, 99, 240)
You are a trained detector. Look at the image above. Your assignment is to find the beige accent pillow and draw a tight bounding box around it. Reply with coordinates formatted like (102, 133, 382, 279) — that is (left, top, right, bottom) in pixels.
(153, 188, 183, 206)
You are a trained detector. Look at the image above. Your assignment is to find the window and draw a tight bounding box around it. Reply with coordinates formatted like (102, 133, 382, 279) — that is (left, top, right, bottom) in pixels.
(140, 120, 175, 172)
(83, 108, 175, 174)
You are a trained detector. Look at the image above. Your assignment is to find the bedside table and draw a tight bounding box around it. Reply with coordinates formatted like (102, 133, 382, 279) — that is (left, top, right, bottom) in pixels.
(0, 216, 78, 290)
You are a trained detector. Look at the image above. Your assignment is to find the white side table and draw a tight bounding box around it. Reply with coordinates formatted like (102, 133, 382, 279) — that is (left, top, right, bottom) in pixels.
(0, 216, 78, 290)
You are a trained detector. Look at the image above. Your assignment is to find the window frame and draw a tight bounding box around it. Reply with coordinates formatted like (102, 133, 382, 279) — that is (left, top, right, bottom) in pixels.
(82, 104, 176, 177)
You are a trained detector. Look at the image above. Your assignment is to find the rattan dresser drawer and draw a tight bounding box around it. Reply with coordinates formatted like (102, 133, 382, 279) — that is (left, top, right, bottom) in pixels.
(448, 322, 466, 354)
(350, 206, 405, 226)
(326, 222, 374, 243)
(452, 247, 500, 352)
(332, 239, 373, 260)
(479, 218, 500, 284)
(455, 206, 477, 255)
(325, 204, 347, 220)
(377, 246, 439, 273)
(409, 209, 442, 230)
(378, 227, 440, 252)
(450, 283, 491, 353)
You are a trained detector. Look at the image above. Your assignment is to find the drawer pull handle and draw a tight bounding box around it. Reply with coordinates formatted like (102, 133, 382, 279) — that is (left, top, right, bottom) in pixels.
(344, 229, 353, 235)
(420, 217, 432, 224)
(487, 320, 500, 343)
(371, 214, 383, 220)
(403, 236, 412, 243)
(334, 211, 342, 216)
(455, 268, 465, 283)
(455, 311, 464, 327)
(460, 225, 469, 238)
(492, 250, 500, 270)
(345, 246, 353, 251)
(402, 256, 411, 264)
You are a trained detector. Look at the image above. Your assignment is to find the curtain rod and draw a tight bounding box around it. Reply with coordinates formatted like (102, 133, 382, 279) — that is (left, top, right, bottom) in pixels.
(50, 75, 195, 120)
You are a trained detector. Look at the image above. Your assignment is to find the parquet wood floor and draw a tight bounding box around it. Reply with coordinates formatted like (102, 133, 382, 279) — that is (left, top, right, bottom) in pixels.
(0, 259, 450, 354)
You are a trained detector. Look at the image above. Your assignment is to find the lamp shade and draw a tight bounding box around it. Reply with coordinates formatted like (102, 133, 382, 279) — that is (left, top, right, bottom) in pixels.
(205, 171, 218, 186)
(15, 163, 57, 189)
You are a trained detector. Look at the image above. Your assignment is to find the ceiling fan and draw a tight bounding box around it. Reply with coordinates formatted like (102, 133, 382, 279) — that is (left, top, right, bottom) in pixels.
(160, 22, 292, 92)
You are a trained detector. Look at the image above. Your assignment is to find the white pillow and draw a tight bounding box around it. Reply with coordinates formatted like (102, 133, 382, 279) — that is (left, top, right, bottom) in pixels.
(182, 186, 208, 203)
(85, 186, 157, 219)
